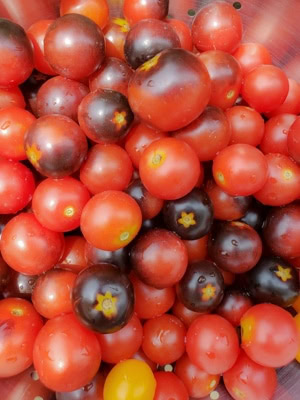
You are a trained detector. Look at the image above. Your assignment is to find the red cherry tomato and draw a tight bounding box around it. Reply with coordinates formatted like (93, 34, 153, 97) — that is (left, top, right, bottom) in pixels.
(266, 78, 300, 117)
(0, 298, 43, 378)
(123, 0, 168, 26)
(241, 303, 299, 368)
(60, 235, 87, 271)
(0, 87, 25, 110)
(172, 298, 203, 328)
(288, 116, 300, 163)
(216, 291, 253, 327)
(33, 313, 101, 392)
(167, 19, 193, 51)
(233, 42, 272, 76)
(154, 371, 189, 400)
(186, 314, 239, 375)
(183, 236, 208, 263)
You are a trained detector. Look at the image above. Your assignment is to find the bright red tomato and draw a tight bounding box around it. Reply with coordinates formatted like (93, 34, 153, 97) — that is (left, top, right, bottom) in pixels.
(60, 0, 109, 30)
(123, 0, 168, 25)
(154, 372, 189, 400)
(233, 42, 272, 76)
(172, 298, 203, 328)
(0, 87, 25, 111)
(288, 116, 300, 163)
(266, 78, 300, 117)
(59, 235, 87, 271)
(167, 19, 193, 51)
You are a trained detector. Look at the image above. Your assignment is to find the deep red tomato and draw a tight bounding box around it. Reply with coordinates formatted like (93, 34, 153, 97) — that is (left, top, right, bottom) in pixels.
(1, 213, 64, 275)
(288, 116, 300, 163)
(186, 314, 239, 375)
(56, 371, 105, 400)
(241, 303, 299, 368)
(0, 87, 25, 110)
(59, 235, 87, 271)
(233, 42, 272, 76)
(223, 350, 277, 400)
(183, 236, 208, 263)
(123, 0, 168, 25)
(0, 298, 43, 378)
(142, 314, 186, 365)
(213, 144, 268, 196)
(241, 65, 289, 113)
(154, 372, 189, 400)
(172, 298, 203, 328)
(216, 291, 253, 327)
(96, 313, 143, 364)
(81, 190, 142, 251)
(175, 353, 220, 399)
(0, 158, 35, 214)
(139, 137, 200, 200)
(166, 19, 193, 51)
(60, 0, 109, 30)
(33, 313, 101, 392)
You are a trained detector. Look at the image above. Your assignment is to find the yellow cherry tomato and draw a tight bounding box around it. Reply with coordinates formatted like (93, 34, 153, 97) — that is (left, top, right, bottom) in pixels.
(293, 295, 300, 313)
(103, 359, 156, 400)
(294, 313, 300, 363)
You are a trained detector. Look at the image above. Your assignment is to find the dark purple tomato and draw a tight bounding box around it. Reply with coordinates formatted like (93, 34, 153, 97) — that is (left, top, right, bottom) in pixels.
(89, 57, 133, 97)
(78, 89, 134, 143)
(0, 255, 10, 292)
(36, 76, 89, 121)
(24, 114, 88, 178)
(20, 71, 49, 116)
(124, 18, 180, 69)
(216, 290, 253, 327)
(85, 242, 131, 274)
(248, 256, 299, 308)
(208, 221, 262, 274)
(2, 270, 38, 300)
(44, 14, 105, 80)
(177, 260, 224, 313)
(163, 188, 214, 240)
(0, 18, 33, 88)
(240, 200, 268, 231)
(72, 263, 134, 333)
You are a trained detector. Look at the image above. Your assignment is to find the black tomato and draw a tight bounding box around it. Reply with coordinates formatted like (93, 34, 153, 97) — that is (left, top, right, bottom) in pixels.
(72, 263, 134, 333)
(240, 200, 268, 231)
(248, 256, 299, 308)
(78, 89, 134, 143)
(177, 260, 224, 313)
(208, 221, 262, 274)
(2, 270, 38, 300)
(163, 188, 214, 240)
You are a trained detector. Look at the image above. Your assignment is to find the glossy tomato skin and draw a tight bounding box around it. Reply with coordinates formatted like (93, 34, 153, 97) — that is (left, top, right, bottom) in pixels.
(241, 303, 298, 368)
(248, 256, 299, 308)
(85, 242, 130, 273)
(20, 71, 48, 116)
(288, 116, 300, 163)
(123, 0, 169, 25)
(213, 144, 268, 196)
(208, 221, 262, 274)
(192, 1, 242, 53)
(89, 57, 133, 96)
(96, 313, 143, 364)
(26, 19, 56, 75)
(0, 298, 43, 378)
(142, 314, 186, 365)
(0, 159, 35, 214)
(104, 18, 130, 61)
(177, 260, 224, 313)
(267, 78, 300, 117)
(32, 177, 90, 232)
(131, 228, 188, 289)
(216, 291, 253, 327)
(172, 298, 203, 328)
(0, 18, 33, 88)
(175, 353, 220, 398)
(25, 114, 88, 178)
(60, 0, 109, 30)
(60, 235, 87, 270)
(0, 87, 25, 110)
(103, 359, 156, 400)
(44, 14, 105, 80)
(241, 65, 289, 113)
(153, 371, 189, 400)
(81, 190, 142, 251)
(32, 269, 77, 319)
(56, 371, 105, 400)
(72, 263, 134, 333)
(2, 270, 38, 300)
(128, 48, 211, 131)
(198, 50, 242, 110)
(166, 19, 193, 51)
(33, 313, 101, 392)
(1, 213, 64, 275)
(173, 106, 231, 162)
(223, 350, 277, 400)
(130, 272, 175, 319)
(0, 106, 36, 160)
(139, 137, 200, 200)
(124, 19, 180, 69)
(233, 42, 272, 76)
(186, 314, 239, 375)
(163, 188, 214, 240)
(183, 236, 208, 263)
(239, 201, 267, 231)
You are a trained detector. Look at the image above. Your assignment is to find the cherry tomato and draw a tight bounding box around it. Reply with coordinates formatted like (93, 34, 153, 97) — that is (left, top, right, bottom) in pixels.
(167, 19, 193, 51)
(139, 137, 200, 200)
(2, 270, 38, 300)
(294, 314, 300, 363)
(33, 313, 101, 392)
(1, 213, 64, 275)
(60, 0, 109, 30)
(123, 0, 168, 26)
(0, 158, 35, 214)
(0, 107, 36, 160)
(172, 298, 203, 328)
(56, 371, 105, 400)
(0, 87, 25, 110)
(223, 350, 277, 400)
(103, 359, 156, 400)
(0, 298, 43, 378)
(241, 303, 299, 368)
(142, 314, 186, 365)
(268, 78, 300, 117)
(154, 371, 189, 400)
(233, 42, 272, 76)
(97, 313, 143, 364)
(183, 236, 208, 263)
(241, 65, 289, 113)
(175, 353, 220, 399)
(216, 291, 253, 327)
(60, 235, 87, 271)
(213, 144, 268, 196)
(81, 190, 142, 251)
(288, 116, 300, 163)
(186, 314, 239, 374)
(104, 18, 130, 61)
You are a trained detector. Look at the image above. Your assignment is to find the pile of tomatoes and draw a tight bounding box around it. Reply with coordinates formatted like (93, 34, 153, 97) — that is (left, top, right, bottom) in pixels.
(0, 0, 300, 399)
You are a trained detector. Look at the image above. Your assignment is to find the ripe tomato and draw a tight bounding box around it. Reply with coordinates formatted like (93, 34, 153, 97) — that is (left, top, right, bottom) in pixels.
(103, 359, 156, 400)
(0, 298, 43, 378)
(266, 78, 300, 117)
(294, 314, 300, 363)
(233, 42, 272, 76)
(172, 298, 203, 328)
(241, 303, 299, 368)
(81, 190, 142, 251)
(60, 0, 109, 30)
(60, 235, 87, 270)
(288, 116, 300, 163)
(154, 372, 189, 400)
(139, 137, 200, 200)
(0, 87, 25, 110)
(167, 19, 193, 51)
(33, 313, 101, 392)
(123, 0, 168, 26)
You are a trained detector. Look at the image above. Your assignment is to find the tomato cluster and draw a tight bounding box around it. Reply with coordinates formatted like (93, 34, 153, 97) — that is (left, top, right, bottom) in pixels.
(0, 1, 300, 400)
